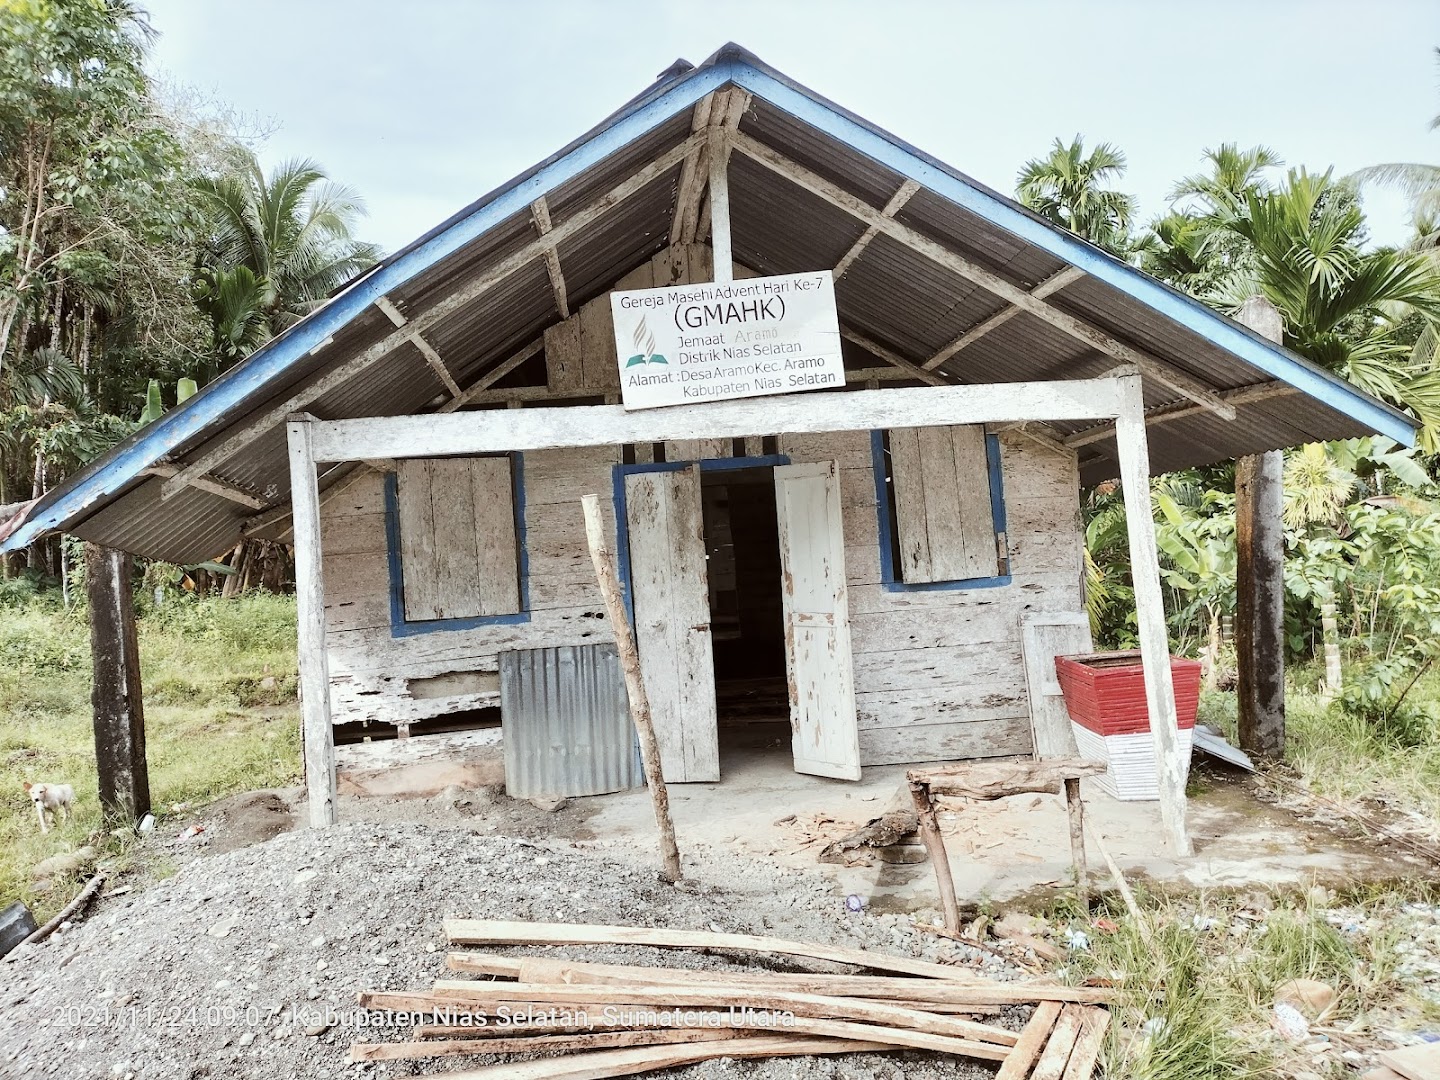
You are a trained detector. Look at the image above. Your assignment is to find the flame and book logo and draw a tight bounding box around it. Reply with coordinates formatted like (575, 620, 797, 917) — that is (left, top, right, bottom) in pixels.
(625, 318, 667, 367)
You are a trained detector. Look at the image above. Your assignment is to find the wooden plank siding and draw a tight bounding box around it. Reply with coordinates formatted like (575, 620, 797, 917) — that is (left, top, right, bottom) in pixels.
(317, 428, 1084, 766)
(778, 429, 1084, 766)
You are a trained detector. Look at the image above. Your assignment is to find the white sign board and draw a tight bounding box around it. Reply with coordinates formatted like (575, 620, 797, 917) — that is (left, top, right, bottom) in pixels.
(610, 270, 843, 410)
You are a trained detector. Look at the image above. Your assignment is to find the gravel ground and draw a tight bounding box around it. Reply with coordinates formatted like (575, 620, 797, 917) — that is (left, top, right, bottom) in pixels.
(0, 821, 1029, 1080)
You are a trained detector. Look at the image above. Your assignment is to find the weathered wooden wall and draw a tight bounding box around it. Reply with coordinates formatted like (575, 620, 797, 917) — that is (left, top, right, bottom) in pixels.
(320, 447, 618, 727)
(777, 429, 1085, 766)
(318, 429, 1085, 767)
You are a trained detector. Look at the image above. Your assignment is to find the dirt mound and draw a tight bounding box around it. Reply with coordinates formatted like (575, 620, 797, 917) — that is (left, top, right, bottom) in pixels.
(0, 822, 1014, 1080)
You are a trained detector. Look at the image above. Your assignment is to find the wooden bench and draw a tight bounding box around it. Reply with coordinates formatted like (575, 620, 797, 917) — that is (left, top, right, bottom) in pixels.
(906, 759, 1108, 932)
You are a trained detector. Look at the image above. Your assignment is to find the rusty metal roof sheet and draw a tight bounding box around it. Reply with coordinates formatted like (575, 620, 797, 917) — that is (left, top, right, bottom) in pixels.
(3, 43, 1413, 561)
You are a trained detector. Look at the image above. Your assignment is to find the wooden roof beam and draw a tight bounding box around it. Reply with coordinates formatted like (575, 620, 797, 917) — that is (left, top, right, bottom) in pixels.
(840, 326, 949, 388)
(1064, 380, 1296, 448)
(695, 89, 750, 248)
(923, 266, 1085, 371)
(670, 92, 716, 246)
(530, 197, 569, 318)
(728, 132, 1235, 422)
(833, 180, 920, 280)
(374, 296, 463, 397)
(141, 462, 265, 510)
(160, 130, 706, 502)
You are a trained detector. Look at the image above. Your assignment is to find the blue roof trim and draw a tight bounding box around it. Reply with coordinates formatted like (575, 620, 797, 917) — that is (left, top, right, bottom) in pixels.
(726, 63, 1416, 448)
(2, 59, 742, 554)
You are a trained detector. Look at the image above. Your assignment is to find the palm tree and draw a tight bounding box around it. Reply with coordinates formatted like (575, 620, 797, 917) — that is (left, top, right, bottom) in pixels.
(1350, 47, 1440, 267)
(1212, 168, 1440, 447)
(1016, 136, 1138, 257)
(195, 154, 380, 353)
(1170, 143, 1283, 218)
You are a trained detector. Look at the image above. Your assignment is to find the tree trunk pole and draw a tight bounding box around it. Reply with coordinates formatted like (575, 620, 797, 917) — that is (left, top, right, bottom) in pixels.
(907, 777, 960, 934)
(86, 544, 150, 823)
(1233, 296, 1287, 760)
(581, 494, 682, 883)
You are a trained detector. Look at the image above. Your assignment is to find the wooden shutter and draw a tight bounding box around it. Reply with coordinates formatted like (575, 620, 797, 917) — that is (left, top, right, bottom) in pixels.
(397, 456, 521, 621)
(889, 425, 999, 583)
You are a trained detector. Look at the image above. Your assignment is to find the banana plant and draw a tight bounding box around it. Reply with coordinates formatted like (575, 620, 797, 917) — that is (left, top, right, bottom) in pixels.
(139, 377, 198, 425)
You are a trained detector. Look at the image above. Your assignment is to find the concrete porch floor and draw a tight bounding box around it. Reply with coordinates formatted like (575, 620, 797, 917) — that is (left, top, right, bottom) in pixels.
(570, 740, 1425, 908)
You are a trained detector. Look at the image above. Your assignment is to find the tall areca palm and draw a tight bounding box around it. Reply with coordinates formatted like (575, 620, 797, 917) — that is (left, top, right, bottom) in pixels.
(1016, 136, 1138, 257)
(1217, 168, 1440, 447)
(195, 154, 379, 352)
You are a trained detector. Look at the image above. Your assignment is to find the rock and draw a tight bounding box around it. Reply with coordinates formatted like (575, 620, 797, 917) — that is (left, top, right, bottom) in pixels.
(1275, 978, 1336, 1019)
(1272, 1001, 1310, 1041)
(207, 916, 241, 939)
(528, 796, 567, 813)
(303, 1019, 330, 1037)
(33, 847, 97, 880)
(237, 1032, 255, 1048)
(291, 870, 318, 886)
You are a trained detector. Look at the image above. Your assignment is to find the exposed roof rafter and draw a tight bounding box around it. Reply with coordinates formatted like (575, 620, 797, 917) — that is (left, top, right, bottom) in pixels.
(923, 266, 1085, 371)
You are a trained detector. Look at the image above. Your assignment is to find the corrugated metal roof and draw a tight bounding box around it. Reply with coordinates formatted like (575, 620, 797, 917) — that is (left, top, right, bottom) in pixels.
(2, 43, 1415, 562)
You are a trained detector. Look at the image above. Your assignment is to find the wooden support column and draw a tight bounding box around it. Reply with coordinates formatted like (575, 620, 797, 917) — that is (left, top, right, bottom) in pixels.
(1234, 296, 1287, 760)
(708, 131, 733, 285)
(287, 417, 336, 827)
(86, 543, 150, 823)
(1112, 373, 1191, 856)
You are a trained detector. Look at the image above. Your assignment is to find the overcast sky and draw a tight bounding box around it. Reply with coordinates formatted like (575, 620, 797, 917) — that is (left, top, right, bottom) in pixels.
(141, 0, 1437, 255)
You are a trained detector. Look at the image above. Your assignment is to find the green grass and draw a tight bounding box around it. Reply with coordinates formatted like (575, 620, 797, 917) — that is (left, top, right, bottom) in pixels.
(0, 593, 301, 921)
(1054, 889, 1423, 1080)
(1197, 667, 1440, 835)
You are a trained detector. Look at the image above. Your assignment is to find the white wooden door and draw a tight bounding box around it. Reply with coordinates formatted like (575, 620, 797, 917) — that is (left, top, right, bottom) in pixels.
(1020, 611, 1093, 758)
(774, 461, 861, 781)
(624, 466, 719, 782)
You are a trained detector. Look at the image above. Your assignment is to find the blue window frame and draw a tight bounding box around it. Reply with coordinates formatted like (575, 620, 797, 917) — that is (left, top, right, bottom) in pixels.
(382, 454, 530, 637)
(869, 429, 1011, 592)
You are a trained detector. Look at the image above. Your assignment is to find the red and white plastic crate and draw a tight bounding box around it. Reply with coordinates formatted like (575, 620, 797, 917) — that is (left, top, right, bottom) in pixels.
(1053, 651, 1203, 801)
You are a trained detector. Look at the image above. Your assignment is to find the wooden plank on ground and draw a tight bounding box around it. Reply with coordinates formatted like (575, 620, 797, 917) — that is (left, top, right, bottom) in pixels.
(441, 919, 982, 981)
(1382, 1043, 1440, 1080)
(410, 1035, 891, 1080)
(369, 990, 1008, 1060)
(446, 953, 1112, 1003)
(351, 1028, 744, 1062)
(994, 1000, 1062, 1080)
(1030, 1004, 1086, 1080)
(1060, 1006, 1112, 1080)
(427, 980, 1018, 1046)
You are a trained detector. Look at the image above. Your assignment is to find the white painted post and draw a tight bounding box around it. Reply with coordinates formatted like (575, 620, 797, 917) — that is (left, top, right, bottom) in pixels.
(287, 418, 336, 827)
(1112, 374, 1192, 856)
(708, 132, 733, 285)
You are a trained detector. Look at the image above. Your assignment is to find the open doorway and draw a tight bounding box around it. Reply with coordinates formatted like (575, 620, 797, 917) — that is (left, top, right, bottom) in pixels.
(699, 466, 790, 758)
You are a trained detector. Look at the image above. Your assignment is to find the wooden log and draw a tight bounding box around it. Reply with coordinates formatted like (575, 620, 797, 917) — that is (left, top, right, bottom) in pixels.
(351, 1028, 745, 1061)
(911, 759, 1106, 800)
(818, 786, 917, 863)
(580, 493, 682, 883)
(994, 1001, 1062, 1080)
(409, 1035, 893, 1080)
(86, 544, 150, 823)
(1060, 1006, 1112, 1080)
(908, 778, 961, 934)
(1084, 821, 1143, 924)
(446, 954, 1113, 1004)
(4, 871, 106, 961)
(427, 980, 1019, 1046)
(441, 919, 980, 981)
(1064, 778, 1089, 909)
(1234, 295, 1287, 762)
(1030, 1004, 1086, 1080)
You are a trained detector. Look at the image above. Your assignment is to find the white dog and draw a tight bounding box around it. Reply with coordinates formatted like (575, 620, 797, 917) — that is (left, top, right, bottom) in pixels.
(24, 782, 74, 834)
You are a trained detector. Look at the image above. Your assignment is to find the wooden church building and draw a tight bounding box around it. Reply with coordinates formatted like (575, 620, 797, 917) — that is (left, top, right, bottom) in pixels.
(2, 46, 1413, 853)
